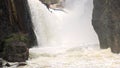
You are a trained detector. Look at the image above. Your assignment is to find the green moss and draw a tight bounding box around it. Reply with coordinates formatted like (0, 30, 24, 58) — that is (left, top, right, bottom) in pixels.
(5, 33, 29, 44)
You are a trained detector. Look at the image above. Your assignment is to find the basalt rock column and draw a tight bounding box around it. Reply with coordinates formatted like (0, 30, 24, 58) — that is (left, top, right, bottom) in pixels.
(92, 0, 120, 53)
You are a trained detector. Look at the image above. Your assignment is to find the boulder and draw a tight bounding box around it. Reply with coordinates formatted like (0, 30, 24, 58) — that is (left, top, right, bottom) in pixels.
(3, 41, 29, 62)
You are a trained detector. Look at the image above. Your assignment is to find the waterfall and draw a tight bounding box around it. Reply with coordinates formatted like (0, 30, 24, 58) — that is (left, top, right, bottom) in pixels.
(28, 0, 99, 48)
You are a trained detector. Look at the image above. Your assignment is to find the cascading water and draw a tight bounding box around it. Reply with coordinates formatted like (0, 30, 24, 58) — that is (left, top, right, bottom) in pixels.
(28, 0, 99, 47)
(19, 0, 120, 68)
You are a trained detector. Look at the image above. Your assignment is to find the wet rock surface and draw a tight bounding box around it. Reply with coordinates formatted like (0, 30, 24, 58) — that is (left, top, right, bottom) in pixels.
(0, 0, 37, 64)
(92, 0, 120, 53)
(3, 41, 29, 62)
(0, 0, 37, 53)
(0, 58, 2, 67)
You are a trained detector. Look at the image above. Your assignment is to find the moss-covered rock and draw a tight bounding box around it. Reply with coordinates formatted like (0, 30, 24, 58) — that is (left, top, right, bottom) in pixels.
(2, 33, 29, 62)
(3, 41, 29, 62)
(0, 0, 37, 52)
(4, 33, 29, 46)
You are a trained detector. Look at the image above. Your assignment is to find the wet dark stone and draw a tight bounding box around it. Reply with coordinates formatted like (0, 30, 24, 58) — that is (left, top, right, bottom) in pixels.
(92, 0, 110, 49)
(0, 0, 37, 54)
(18, 62, 27, 67)
(0, 53, 2, 58)
(3, 41, 29, 62)
(92, 0, 120, 53)
(5, 63, 10, 67)
(0, 58, 2, 67)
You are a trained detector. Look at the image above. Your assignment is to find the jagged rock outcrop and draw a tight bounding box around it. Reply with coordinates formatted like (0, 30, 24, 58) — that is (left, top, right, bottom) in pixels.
(40, 0, 64, 8)
(0, 0, 37, 58)
(92, 0, 120, 53)
(0, 0, 38, 63)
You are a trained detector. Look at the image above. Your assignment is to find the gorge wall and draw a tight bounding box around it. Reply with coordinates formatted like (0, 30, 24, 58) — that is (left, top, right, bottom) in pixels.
(92, 0, 120, 53)
(0, 0, 37, 59)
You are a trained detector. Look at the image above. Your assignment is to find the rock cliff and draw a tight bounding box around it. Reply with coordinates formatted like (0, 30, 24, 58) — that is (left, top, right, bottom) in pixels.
(0, 0, 37, 49)
(92, 0, 120, 53)
(0, 0, 37, 62)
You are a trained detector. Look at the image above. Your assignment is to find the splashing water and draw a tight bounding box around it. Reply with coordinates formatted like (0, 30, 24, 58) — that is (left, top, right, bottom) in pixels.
(18, 0, 120, 68)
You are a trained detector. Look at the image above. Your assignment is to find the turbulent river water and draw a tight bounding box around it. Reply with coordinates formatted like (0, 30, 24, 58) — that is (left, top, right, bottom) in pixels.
(17, 0, 120, 68)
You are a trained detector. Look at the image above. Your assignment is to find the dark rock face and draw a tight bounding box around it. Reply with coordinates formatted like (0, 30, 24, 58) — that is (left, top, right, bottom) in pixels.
(13, 0, 37, 47)
(0, 58, 2, 67)
(0, 0, 12, 58)
(92, 0, 120, 53)
(0, 0, 37, 62)
(3, 41, 29, 62)
(0, 0, 37, 55)
(0, 0, 12, 43)
(92, 0, 110, 49)
(108, 0, 120, 53)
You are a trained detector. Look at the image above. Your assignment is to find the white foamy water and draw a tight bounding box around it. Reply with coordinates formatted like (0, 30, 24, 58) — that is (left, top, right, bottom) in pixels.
(18, 0, 120, 68)
(18, 48, 120, 68)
